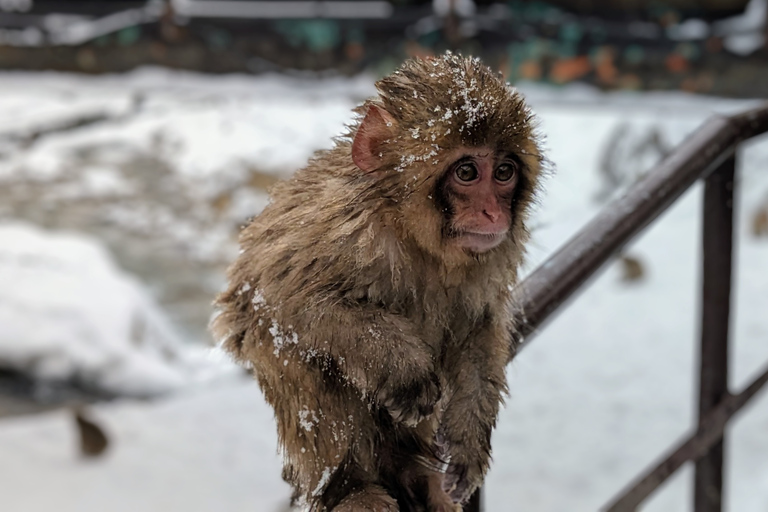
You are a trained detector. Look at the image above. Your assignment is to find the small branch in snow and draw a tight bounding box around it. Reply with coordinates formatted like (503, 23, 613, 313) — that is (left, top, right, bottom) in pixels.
(0, 93, 145, 150)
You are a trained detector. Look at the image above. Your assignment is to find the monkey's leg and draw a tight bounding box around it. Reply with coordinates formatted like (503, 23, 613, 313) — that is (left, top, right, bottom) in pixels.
(252, 355, 378, 511)
(440, 321, 510, 504)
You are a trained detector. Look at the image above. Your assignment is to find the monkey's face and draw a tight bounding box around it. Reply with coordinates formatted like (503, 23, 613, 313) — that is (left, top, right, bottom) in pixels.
(350, 53, 543, 263)
(439, 147, 519, 254)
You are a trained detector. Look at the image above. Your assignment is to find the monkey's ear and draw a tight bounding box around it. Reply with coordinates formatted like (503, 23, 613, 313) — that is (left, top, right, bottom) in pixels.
(352, 105, 396, 173)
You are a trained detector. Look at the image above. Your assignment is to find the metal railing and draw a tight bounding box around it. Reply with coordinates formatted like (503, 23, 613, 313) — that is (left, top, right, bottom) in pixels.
(465, 104, 768, 512)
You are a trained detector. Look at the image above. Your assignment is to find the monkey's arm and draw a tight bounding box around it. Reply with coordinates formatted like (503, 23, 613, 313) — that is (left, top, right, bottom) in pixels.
(291, 302, 441, 426)
(440, 318, 510, 503)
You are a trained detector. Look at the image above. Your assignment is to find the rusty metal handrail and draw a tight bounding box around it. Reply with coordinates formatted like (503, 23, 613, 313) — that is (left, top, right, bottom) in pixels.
(604, 359, 768, 509)
(510, 106, 768, 347)
(465, 104, 768, 512)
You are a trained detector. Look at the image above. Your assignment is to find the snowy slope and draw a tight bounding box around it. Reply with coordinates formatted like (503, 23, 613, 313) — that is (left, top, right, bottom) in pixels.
(0, 70, 766, 511)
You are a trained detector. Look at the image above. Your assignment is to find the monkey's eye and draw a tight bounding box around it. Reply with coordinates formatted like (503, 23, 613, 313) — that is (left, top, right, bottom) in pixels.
(494, 163, 517, 182)
(455, 163, 478, 182)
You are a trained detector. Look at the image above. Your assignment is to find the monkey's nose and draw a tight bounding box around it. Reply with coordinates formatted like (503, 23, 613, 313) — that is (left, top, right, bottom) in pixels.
(483, 209, 501, 223)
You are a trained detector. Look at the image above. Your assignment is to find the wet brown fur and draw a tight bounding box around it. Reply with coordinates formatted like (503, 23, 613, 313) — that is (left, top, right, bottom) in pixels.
(211, 54, 544, 511)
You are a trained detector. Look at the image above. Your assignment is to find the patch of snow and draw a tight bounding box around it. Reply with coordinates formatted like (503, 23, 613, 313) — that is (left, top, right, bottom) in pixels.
(269, 320, 298, 357)
(667, 18, 710, 40)
(432, 0, 476, 18)
(0, 222, 235, 397)
(0, 67, 374, 180)
(714, 0, 767, 35)
(712, 0, 767, 55)
(724, 32, 766, 55)
(0, 380, 291, 512)
(298, 406, 319, 432)
(311, 466, 336, 497)
(251, 289, 267, 310)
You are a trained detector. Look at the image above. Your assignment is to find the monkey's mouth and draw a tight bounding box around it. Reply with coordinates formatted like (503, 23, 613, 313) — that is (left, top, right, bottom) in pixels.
(454, 231, 507, 253)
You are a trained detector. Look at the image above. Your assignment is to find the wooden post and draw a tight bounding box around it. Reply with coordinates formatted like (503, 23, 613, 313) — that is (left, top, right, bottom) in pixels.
(695, 155, 736, 511)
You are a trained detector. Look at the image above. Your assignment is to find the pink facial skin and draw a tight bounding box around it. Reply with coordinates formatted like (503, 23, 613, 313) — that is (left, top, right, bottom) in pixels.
(444, 148, 519, 253)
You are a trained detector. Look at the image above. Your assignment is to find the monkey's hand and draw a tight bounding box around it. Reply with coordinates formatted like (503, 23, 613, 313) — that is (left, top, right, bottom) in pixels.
(377, 371, 441, 427)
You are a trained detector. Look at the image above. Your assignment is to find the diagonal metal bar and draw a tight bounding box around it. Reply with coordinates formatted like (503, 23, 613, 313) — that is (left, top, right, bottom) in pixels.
(510, 117, 732, 349)
(602, 362, 768, 511)
(509, 104, 768, 353)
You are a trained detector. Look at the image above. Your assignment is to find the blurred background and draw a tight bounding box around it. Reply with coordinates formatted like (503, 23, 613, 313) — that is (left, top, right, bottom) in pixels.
(0, 1, 767, 511)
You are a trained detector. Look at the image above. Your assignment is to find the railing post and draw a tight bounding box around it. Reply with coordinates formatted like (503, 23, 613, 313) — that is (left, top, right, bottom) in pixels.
(695, 155, 736, 511)
(463, 487, 482, 512)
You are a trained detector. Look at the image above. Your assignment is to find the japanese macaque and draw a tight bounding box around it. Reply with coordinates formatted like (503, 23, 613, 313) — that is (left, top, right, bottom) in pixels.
(73, 408, 109, 458)
(212, 53, 543, 511)
(619, 254, 645, 283)
(753, 204, 768, 238)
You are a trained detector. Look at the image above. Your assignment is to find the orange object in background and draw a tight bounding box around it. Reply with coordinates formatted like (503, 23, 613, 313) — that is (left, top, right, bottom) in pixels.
(666, 53, 689, 73)
(594, 47, 618, 86)
(550, 56, 592, 84)
(345, 42, 365, 62)
(519, 60, 543, 81)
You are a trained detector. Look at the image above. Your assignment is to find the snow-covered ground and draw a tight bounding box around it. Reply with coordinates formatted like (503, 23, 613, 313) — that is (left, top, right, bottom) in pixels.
(0, 222, 228, 397)
(0, 69, 766, 511)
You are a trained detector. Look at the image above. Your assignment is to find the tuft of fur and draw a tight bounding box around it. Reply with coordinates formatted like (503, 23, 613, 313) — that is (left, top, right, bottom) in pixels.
(212, 53, 544, 511)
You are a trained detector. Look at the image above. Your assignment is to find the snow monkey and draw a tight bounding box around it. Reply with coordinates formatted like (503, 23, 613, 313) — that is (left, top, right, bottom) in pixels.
(212, 53, 543, 511)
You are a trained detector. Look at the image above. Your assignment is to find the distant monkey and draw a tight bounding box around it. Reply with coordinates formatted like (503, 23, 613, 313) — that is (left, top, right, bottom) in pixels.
(753, 205, 768, 238)
(212, 53, 544, 511)
(619, 254, 645, 283)
(73, 408, 109, 458)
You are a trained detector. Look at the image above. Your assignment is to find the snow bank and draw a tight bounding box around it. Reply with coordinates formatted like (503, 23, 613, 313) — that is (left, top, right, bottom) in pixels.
(0, 222, 231, 397)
